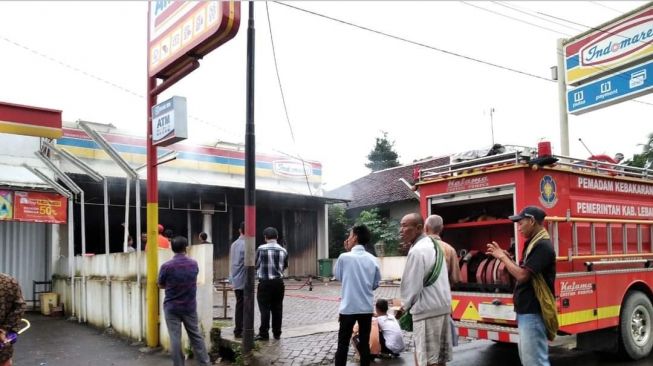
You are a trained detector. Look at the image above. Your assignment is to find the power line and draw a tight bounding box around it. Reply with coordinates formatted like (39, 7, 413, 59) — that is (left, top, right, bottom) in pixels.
(453, 3, 653, 107)
(273, 1, 553, 82)
(0, 34, 325, 183)
(461, 1, 573, 37)
(492, 1, 584, 32)
(265, 1, 313, 195)
(274, 1, 653, 108)
(589, 1, 625, 14)
(459, 1, 653, 99)
(536, 9, 653, 50)
(0, 35, 143, 98)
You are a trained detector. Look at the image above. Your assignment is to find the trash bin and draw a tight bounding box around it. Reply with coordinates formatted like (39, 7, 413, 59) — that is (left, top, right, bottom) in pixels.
(318, 259, 333, 278)
(40, 292, 58, 315)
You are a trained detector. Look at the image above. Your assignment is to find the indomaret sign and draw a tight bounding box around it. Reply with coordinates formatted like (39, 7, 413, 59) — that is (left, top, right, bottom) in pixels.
(148, 1, 240, 79)
(564, 3, 653, 86)
(564, 3, 653, 115)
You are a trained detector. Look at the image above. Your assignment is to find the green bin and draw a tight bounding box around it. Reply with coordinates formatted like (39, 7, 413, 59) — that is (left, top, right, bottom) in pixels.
(318, 259, 333, 278)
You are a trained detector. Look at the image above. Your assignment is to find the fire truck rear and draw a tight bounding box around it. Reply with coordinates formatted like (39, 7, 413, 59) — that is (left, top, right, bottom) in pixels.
(416, 145, 653, 359)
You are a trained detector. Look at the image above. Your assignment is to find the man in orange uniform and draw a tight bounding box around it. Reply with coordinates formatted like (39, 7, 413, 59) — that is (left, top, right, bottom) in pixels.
(158, 224, 170, 249)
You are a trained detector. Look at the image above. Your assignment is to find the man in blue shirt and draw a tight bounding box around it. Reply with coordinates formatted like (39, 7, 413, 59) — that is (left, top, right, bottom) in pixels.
(255, 227, 288, 341)
(229, 222, 246, 338)
(334, 224, 381, 366)
(158, 236, 210, 366)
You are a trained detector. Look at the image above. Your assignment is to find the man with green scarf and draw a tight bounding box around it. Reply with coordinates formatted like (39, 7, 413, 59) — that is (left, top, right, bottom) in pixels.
(486, 206, 556, 366)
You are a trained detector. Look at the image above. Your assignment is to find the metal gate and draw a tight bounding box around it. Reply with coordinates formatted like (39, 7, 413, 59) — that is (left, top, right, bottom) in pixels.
(0, 221, 48, 303)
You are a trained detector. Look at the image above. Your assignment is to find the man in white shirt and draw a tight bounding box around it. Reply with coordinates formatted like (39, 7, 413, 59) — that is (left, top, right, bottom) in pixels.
(375, 299, 405, 357)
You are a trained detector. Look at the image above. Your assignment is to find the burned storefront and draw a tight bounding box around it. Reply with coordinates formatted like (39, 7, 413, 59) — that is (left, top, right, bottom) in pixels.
(55, 123, 330, 279)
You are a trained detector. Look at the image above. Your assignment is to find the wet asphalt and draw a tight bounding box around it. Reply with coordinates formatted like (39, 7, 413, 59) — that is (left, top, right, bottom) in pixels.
(12, 313, 653, 366)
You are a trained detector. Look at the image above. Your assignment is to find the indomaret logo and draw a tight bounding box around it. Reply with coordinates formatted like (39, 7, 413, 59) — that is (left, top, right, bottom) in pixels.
(581, 16, 653, 66)
(273, 160, 314, 178)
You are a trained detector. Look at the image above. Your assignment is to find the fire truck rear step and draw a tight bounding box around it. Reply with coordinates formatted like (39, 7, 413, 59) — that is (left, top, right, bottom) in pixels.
(455, 320, 519, 343)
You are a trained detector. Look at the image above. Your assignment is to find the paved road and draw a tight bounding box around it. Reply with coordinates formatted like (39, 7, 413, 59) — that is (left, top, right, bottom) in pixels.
(12, 279, 653, 366)
(448, 339, 653, 366)
(14, 314, 173, 366)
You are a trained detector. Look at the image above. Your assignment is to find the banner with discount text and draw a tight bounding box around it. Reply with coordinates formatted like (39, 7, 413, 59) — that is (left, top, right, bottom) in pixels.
(14, 191, 67, 223)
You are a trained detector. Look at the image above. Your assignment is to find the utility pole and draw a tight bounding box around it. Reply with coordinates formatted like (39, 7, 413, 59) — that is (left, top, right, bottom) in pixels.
(242, 0, 257, 358)
(557, 38, 570, 156)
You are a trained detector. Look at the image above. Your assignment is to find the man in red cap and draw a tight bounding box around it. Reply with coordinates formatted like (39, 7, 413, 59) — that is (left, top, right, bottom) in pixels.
(158, 224, 170, 249)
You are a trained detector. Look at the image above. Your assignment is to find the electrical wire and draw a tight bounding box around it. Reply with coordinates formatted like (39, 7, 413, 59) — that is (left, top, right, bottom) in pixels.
(265, 1, 313, 195)
(456, 3, 653, 107)
(273, 1, 553, 82)
(0, 34, 327, 170)
(536, 9, 653, 49)
(492, 1, 585, 32)
(461, 1, 573, 36)
(274, 1, 653, 108)
(0, 35, 142, 98)
(589, 1, 626, 14)
(0, 33, 327, 191)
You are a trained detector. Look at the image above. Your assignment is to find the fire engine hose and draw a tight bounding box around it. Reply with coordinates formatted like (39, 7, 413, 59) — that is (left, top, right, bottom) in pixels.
(495, 258, 512, 286)
(459, 250, 477, 283)
(484, 258, 496, 284)
(0, 318, 30, 349)
(491, 257, 502, 284)
(476, 258, 491, 284)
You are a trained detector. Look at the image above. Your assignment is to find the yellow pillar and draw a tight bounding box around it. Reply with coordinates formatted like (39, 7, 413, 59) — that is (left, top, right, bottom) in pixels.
(146, 202, 159, 347)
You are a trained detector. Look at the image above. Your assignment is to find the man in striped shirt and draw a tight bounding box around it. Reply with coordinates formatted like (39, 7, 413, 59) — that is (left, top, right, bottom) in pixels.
(255, 227, 288, 341)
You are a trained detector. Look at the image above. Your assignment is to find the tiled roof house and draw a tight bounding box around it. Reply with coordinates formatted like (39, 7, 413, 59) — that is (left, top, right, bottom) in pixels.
(328, 156, 450, 220)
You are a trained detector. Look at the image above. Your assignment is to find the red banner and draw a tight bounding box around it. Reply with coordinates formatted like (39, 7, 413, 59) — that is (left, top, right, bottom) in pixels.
(14, 191, 67, 223)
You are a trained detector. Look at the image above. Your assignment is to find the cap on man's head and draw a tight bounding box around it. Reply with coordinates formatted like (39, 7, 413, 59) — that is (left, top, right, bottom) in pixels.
(509, 206, 546, 223)
(158, 224, 164, 233)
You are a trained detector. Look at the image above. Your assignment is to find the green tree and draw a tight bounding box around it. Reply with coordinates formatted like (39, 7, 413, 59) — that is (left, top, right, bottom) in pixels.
(365, 131, 400, 171)
(626, 132, 653, 168)
(328, 204, 351, 258)
(355, 208, 401, 256)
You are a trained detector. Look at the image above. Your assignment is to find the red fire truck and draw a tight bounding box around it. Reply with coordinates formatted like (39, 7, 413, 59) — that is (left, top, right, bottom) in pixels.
(416, 145, 653, 359)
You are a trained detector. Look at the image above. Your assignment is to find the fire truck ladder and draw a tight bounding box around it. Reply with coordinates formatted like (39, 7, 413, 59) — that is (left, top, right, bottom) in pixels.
(547, 216, 653, 271)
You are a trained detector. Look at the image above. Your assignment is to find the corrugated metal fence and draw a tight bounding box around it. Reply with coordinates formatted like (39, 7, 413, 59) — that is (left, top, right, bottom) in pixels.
(0, 221, 48, 303)
(284, 210, 317, 277)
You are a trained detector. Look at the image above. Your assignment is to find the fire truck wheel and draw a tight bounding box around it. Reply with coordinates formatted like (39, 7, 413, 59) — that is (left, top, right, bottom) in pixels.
(619, 291, 653, 360)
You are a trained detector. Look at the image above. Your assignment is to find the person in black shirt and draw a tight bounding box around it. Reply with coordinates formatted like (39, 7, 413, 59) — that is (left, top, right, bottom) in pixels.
(486, 206, 555, 366)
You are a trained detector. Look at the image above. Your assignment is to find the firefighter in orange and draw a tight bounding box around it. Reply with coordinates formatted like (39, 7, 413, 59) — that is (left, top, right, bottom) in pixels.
(158, 224, 171, 249)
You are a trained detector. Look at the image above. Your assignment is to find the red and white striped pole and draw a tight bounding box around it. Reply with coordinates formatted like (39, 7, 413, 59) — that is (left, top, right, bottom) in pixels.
(242, 0, 257, 357)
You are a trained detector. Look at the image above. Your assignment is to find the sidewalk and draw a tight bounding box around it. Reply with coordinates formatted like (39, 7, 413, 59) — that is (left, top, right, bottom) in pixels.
(13, 314, 173, 366)
(12, 312, 413, 366)
(12, 280, 415, 366)
(218, 281, 416, 365)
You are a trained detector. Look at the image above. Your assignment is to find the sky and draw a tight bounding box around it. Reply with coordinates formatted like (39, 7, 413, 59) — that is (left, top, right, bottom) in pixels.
(0, 1, 651, 191)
